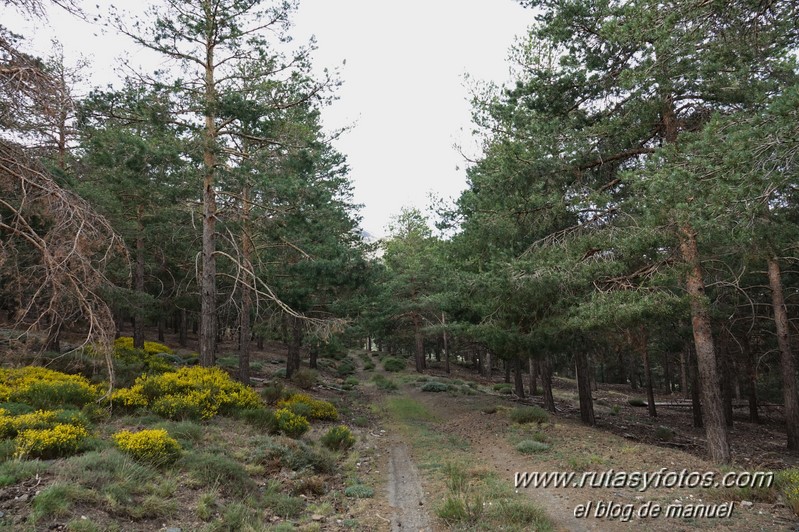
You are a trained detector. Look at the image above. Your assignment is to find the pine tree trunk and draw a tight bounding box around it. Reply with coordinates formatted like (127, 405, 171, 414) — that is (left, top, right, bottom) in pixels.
(514, 357, 525, 398)
(413, 314, 424, 372)
(679, 226, 729, 462)
(664, 351, 673, 394)
(741, 335, 760, 423)
(616, 348, 627, 385)
(157, 317, 165, 343)
(639, 329, 657, 418)
(720, 343, 733, 427)
(768, 257, 799, 451)
(504, 359, 511, 383)
(689, 345, 703, 428)
(680, 347, 689, 399)
(541, 358, 556, 413)
(132, 206, 146, 350)
(575, 351, 595, 426)
(485, 349, 492, 379)
(179, 308, 187, 347)
(238, 185, 253, 385)
(199, 35, 218, 367)
(286, 316, 302, 378)
(442, 313, 450, 374)
(529, 358, 539, 396)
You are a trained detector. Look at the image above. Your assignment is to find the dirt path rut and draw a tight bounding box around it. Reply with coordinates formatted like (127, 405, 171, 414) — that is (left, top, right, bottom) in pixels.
(387, 441, 432, 531)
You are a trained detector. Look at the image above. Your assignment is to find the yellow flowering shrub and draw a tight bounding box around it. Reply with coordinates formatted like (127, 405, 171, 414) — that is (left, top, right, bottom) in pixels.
(0, 367, 101, 409)
(111, 366, 261, 420)
(277, 393, 339, 421)
(114, 336, 174, 355)
(15, 424, 88, 459)
(113, 428, 181, 464)
(0, 409, 57, 438)
(274, 408, 310, 438)
(777, 468, 799, 516)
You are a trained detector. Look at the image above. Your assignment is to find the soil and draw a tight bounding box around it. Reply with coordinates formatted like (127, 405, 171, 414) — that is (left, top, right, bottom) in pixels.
(360, 360, 799, 532)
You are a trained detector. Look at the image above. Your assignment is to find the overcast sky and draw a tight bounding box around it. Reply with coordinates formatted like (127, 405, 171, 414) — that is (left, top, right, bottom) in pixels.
(5, 0, 532, 236)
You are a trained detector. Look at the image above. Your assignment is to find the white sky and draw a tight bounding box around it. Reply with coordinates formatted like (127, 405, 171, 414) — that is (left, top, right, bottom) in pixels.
(4, 0, 532, 236)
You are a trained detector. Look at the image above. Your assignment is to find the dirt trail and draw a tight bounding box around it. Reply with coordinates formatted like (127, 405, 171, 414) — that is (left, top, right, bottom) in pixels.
(408, 389, 605, 532)
(387, 440, 432, 531)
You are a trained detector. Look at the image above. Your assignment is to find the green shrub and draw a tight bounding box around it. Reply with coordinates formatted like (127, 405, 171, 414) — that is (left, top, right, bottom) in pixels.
(152, 420, 203, 448)
(353, 416, 369, 427)
(628, 398, 647, 407)
(178, 451, 256, 497)
(343, 376, 359, 388)
(274, 409, 310, 438)
(382, 357, 406, 372)
(516, 440, 550, 454)
(421, 382, 449, 393)
(654, 426, 674, 441)
(498, 387, 513, 395)
(113, 429, 182, 465)
(236, 408, 279, 434)
(261, 381, 285, 404)
(336, 361, 356, 377)
(438, 496, 468, 524)
(776, 468, 799, 516)
(263, 482, 305, 518)
(291, 368, 318, 390)
(493, 383, 512, 392)
(273, 368, 287, 378)
(509, 406, 549, 424)
(610, 404, 621, 415)
(0, 459, 47, 486)
(0, 402, 34, 416)
(372, 374, 398, 391)
(344, 484, 374, 498)
(320, 425, 356, 451)
(363, 361, 375, 371)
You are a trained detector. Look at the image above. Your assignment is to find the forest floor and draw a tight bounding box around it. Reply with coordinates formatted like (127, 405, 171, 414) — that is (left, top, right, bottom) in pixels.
(0, 328, 798, 530)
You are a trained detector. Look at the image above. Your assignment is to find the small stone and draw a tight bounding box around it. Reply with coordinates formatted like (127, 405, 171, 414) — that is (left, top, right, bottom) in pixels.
(17, 494, 28, 502)
(741, 501, 754, 508)
(164, 528, 182, 532)
(311, 514, 324, 521)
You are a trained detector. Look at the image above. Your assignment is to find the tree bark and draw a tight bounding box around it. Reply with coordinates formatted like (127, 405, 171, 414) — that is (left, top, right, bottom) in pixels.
(485, 349, 492, 379)
(768, 257, 799, 451)
(514, 357, 525, 398)
(541, 357, 556, 413)
(199, 21, 218, 367)
(286, 315, 302, 378)
(529, 357, 539, 396)
(575, 351, 595, 426)
(504, 359, 511, 383)
(238, 184, 253, 384)
(442, 313, 450, 374)
(133, 205, 145, 350)
(638, 329, 657, 418)
(680, 226, 729, 462)
(689, 345, 704, 428)
(741, 336, 760, 423)
(413, 313, 424, 372)
(680, 346, 689, 399)
(179, 308, 187, 347)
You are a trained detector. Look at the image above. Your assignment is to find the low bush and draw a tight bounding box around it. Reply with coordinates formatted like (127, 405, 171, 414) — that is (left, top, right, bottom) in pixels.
(372, 374, 398, 391)
(261, 381, 285, 404)
(776, 469, 799, 516)
(516, 440, 550, 454)
(110, 366, 261, 420)
(114, 336, 173, 355)
(263, 482, 305, 518)
(493, 383, 512, 392)
(654, 426, 674, 441)
(178, 451, 256, 497)
(337, 360, 356, 375)
(277, 393, 338, 421)
(421, 382, 450, 393)
(0, 367, 101, 410)
(344, 484, 374, 498)
(291, 368, 318, 390)
(15, 424, 89, 459)
(274, 409, 310, 438)
(320, 425, 355, 451)
(509, 406, 549, 425)
(236, 407, 279, 434)
(113, 428, 182, 465)
(382, 357, 406, 372)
